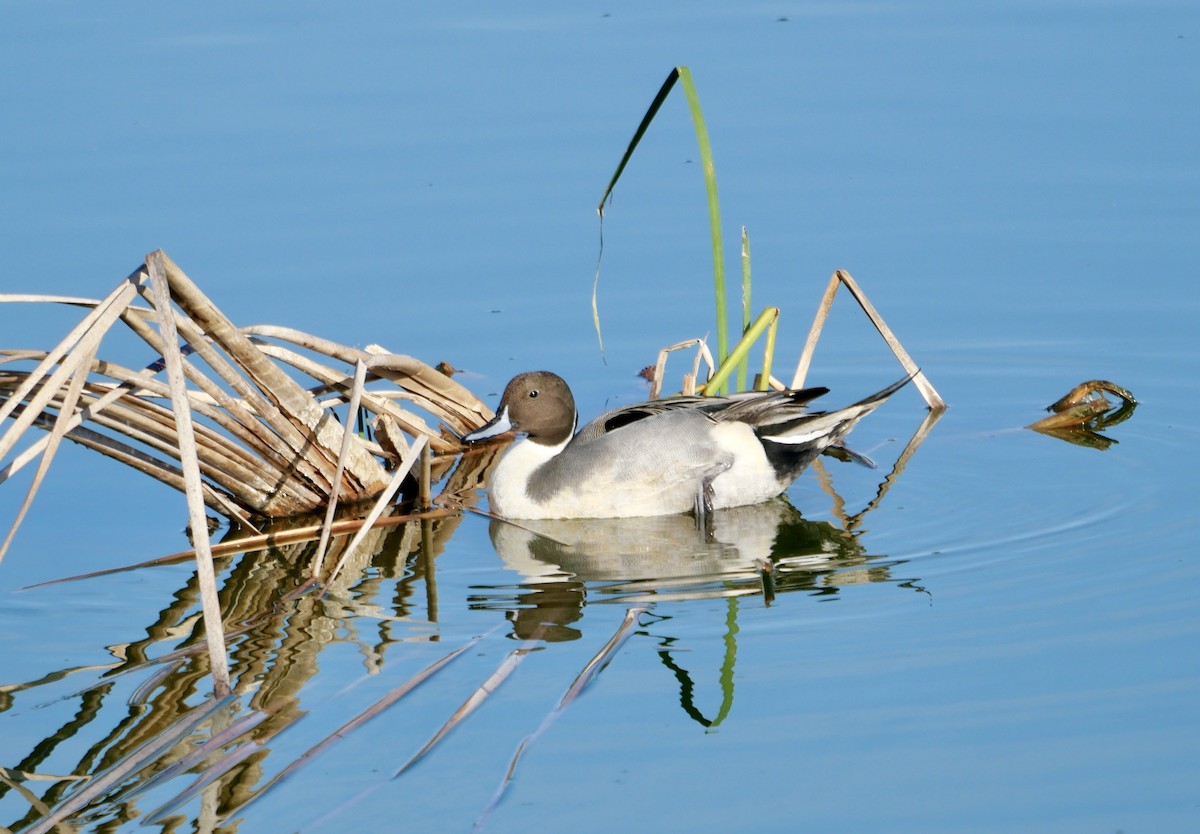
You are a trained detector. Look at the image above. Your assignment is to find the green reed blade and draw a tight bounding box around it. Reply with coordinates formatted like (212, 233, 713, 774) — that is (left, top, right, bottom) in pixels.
(592, 68, 682, 356)
(597, 69, 680, 216)
(676, 66, 729, 389)
(593, 66, 730, 384)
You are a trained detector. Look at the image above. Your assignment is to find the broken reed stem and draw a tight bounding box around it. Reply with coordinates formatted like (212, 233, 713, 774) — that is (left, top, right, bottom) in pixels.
(0, 278, 139, 565)
(318, 434, 428, 585)
(9, 405, 257, 526)
(0, 351, 282, 502)
(792, 272, 840, 392)
(252, 341, 457, 454)
(156, 252, 390, 497)
(146, 251, 231, 697)
(419, 440, 432, 510)
(243, 329, 491, 427)
(9, 370, 272, 524)
(0, 275, 138, 433)
(118, 301, 330, 513)
(649, 339, 715, 400)
(25, 506, 460, 591)
(0, 341, 99, 565)
(793, 270, 946, 410)
(364, 350, 493, 433)
(130, 296, 343, 506)
(313, 359, 368, 576)
(0, 278, 138, 464)
(738, 226, 752, 391)
(72, 385, 276, 499)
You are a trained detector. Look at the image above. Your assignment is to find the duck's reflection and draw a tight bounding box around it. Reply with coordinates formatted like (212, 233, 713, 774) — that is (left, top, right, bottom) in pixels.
(472, 498, 898, 641)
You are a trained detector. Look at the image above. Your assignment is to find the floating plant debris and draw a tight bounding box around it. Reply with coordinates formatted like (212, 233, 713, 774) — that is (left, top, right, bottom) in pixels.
(1027, 380, 1137, 450)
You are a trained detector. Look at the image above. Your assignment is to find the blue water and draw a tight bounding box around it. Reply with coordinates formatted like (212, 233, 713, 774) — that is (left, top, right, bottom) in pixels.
(2, 2, 1198, 832)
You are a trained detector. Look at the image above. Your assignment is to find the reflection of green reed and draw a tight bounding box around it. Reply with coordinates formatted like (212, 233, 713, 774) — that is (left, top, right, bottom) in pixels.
(654, 599, 739, 730)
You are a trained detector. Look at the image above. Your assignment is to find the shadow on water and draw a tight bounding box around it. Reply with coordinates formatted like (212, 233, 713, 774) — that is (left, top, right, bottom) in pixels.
(0, 409, 942, 832)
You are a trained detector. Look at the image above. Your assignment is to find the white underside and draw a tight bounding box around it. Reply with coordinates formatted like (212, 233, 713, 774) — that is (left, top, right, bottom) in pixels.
(487, 422, 788, 519)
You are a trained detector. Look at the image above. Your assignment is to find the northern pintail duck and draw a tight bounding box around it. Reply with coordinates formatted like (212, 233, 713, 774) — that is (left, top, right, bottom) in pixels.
(462, 371, 908, 519)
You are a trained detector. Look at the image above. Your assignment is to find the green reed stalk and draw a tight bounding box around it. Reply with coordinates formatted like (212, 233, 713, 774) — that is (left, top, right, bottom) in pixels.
(703, 306, 779, 395)
(738, 226, 752, 391)
(676, 66, 729, 391)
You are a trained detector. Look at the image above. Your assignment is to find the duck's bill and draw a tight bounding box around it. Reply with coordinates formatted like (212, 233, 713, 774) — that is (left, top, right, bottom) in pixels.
(461, 406, 514, 443)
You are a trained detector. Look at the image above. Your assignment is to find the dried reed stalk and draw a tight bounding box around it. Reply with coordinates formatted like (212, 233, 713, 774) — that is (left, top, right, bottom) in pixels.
(0, 250, 498, 556)
(317, 434, 428, 584)
(793, 269, 946, 410)
(146, 250, 231, 695)
(0, 277, 140, 564)
(648, 339, 715, 399)
(154, 253, 390, 500)
(312, 358, 369, 575)
(0, 340, 97, 562)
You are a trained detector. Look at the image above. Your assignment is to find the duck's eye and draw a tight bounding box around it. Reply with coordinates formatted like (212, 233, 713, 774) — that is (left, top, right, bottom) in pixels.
(528, 389, 539, 399)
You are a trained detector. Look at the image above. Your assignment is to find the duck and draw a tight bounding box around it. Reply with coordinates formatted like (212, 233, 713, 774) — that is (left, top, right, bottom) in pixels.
(461, 371, 909, 520)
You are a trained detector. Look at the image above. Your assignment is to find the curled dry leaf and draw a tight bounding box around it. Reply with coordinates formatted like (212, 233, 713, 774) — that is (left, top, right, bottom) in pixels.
(1027, 380, 1137, 450)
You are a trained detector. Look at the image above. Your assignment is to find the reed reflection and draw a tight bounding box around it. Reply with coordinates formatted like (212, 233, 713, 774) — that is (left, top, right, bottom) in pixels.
(1, 408, 938, 831)
(0, 508, 465, 833)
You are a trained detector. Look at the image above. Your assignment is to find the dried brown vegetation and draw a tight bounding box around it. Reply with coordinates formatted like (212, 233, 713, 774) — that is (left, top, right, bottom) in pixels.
(0, 250, 492, 539)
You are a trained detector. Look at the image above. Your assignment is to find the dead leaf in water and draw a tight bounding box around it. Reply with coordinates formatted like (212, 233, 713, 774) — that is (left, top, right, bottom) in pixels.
(1027, 380, 1137, 450)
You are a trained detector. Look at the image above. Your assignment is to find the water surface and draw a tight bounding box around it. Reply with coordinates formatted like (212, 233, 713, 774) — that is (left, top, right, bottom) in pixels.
(2, 2, 1198, 832)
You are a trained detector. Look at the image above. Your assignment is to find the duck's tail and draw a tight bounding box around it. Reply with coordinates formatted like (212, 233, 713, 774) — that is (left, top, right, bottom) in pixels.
(765, 373, 912, 446)
(758, 374, 913, 481)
